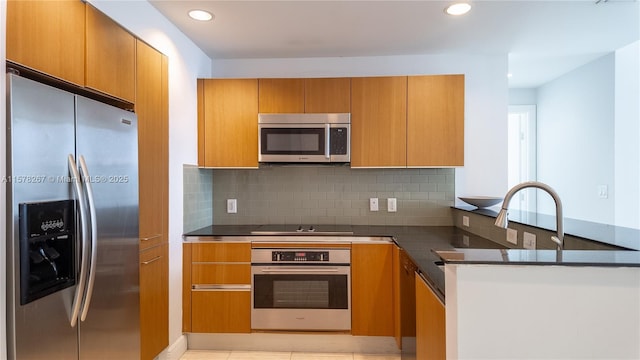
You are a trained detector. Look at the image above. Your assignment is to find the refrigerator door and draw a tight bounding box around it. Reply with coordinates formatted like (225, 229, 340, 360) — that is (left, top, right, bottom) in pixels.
(75, 96, 140, 359)
(6, 74, 79, 359)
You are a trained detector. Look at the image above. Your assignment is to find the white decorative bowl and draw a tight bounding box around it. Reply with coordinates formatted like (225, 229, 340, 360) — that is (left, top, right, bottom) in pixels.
(458, 196, 503, 208)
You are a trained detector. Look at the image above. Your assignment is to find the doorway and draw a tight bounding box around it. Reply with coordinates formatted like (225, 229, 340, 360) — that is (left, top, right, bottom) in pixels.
(507, 105, 537, 216)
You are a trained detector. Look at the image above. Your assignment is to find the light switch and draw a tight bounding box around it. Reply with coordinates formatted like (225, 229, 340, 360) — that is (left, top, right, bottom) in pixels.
(227, 199, 237, 214)
(462, 216, 470, 227)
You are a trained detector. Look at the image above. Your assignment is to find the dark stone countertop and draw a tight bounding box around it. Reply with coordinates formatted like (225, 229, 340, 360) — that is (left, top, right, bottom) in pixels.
(453, 205, 640, 251)
(183, 224, 640, 302)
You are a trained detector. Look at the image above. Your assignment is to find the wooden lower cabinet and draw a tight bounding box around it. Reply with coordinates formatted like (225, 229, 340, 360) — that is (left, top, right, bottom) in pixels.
(184, 242, 252, 334)
(351, 243, 394, 336)
(191, 290, 252, 333)
(415, 273, 446, 360)
(140, 244, 169, 360)
(393, 246, 417, 350)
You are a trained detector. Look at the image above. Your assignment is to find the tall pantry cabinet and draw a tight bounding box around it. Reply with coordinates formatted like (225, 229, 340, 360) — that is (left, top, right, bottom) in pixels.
(136, 40, 170, 360)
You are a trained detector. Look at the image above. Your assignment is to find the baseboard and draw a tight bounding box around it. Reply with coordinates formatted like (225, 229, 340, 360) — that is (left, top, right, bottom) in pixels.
(186, 333, 400, 354)
(158, 334, 188, 360)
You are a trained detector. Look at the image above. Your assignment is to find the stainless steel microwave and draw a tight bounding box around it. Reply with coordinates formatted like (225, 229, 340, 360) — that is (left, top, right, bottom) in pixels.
(258, 113, 350, 163)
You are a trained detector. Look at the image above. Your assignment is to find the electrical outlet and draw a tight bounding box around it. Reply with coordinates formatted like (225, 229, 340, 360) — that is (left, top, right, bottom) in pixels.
(523, 232, 536, 249)
(227, 199, 237, 214)
(463, 235, 470, 247)
(369, 198, 379, 212)
(598, 185, 608, 199)
(462, 215, 470, 227)
(387, 198, 397, 212)
(507, 228, 518, 245)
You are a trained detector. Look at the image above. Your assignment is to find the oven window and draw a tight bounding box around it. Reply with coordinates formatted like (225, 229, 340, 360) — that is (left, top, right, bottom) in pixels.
(261, 128, 325, 155)
(274, 280, 328, 308)
(253, 274, 348, 309)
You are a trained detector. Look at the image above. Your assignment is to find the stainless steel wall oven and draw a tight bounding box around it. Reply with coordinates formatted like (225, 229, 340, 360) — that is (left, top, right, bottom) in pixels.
(251, 247, 351, 331)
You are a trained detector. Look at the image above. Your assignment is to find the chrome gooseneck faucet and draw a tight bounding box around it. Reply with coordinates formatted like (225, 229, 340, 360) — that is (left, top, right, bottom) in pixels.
(495, 181, 564, 251)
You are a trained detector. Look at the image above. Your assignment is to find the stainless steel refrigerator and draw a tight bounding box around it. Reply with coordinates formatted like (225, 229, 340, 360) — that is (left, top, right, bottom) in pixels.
(5, 73, 140, 359)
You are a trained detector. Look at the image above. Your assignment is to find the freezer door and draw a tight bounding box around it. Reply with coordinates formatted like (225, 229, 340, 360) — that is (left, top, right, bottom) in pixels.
(75, 96, 140, 359)
(6, 74, 79, 359)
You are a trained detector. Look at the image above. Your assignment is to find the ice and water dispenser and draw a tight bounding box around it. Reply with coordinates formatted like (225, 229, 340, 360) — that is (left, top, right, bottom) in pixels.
(19, 200, 76, 305)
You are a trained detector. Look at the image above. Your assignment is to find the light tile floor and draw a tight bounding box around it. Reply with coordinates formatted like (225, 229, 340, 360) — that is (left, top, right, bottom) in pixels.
(180, 350, 400, 360)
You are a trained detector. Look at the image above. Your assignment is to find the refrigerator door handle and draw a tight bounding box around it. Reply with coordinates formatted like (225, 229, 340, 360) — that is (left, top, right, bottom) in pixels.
(68, 154, 90, 327)
(78, 155, 98, 322)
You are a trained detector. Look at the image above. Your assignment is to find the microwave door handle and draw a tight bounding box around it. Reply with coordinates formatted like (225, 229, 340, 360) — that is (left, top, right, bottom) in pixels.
(325, 124, 331, 159)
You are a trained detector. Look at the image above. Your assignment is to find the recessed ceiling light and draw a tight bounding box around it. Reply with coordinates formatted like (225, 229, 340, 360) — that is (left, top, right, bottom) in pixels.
(445, 3, 472, 16)
(188, 9, 213, 21)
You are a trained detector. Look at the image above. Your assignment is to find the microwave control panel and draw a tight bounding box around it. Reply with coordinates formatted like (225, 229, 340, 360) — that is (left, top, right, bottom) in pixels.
(330, 127, 348, 155)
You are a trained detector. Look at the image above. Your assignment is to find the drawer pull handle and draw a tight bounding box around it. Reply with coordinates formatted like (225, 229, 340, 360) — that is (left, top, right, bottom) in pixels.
(142, 256, 162, 265)
(141, 234, 162, 241)
(192, 284, 251, 291)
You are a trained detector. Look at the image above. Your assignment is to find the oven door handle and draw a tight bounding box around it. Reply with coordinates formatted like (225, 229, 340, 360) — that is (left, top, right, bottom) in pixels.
(258, 267, 344, 273)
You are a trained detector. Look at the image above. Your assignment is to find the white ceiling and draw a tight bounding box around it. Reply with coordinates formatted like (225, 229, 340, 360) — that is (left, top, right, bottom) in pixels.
(149, 0, 640, 88)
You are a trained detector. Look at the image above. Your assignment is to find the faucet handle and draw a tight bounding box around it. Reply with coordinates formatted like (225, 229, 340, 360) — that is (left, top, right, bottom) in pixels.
(550, 236, 563, 251)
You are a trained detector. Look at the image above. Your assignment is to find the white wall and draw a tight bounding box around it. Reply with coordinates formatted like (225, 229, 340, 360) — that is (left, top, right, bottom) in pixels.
(509, 88, 537, 105)
(536, 54, 615, 223)
(446, 264, 640, 359)
(86, 0, 212, 354)
(614, 41, 640, 229)
(1, 1, 8, 357)
(212, 54, 510, 201)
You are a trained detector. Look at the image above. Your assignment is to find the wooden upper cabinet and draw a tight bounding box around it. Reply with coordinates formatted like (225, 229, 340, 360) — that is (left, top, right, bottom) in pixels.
(258, 78, 305, 113)
(6, 0, 86, 86)
(304, 78, 351, 113)
(199, 79, 259, 168)
(351, 76, 407, 167)
(85, 4, 135, 103)
(407, 75, 465, 167)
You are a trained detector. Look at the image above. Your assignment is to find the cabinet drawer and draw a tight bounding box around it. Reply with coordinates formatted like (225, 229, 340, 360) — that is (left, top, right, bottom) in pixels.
(192, 243, 251, 262)
(191, 291, 251, 333)
(192, 263, 251, 285)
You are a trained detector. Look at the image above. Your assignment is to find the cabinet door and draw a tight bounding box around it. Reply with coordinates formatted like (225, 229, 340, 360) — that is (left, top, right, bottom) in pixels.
(199, 79, 259, 168)
(136, 40, 166, 250)
(191, 291, 251, 333)
(183, 243, 193, 332)
(304, 78, 351, 113)
(85, 4, 135, 102)
(161, 54, 170, 239)
(407, 75, 465, 167)
(258, 78, 305, 113)
(351, 76, 407, 167)
(140, 244, 169, 360)
(393, 246, 417, 349)
(6, 0, 85, 86)
(351, 243, 394, 336)
(416, 273, 446, 360)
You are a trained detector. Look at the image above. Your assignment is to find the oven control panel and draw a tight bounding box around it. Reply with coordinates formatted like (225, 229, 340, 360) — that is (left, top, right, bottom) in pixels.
(272, 251, 329, 262)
